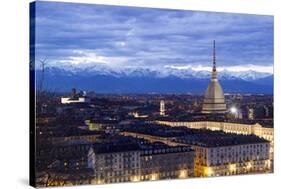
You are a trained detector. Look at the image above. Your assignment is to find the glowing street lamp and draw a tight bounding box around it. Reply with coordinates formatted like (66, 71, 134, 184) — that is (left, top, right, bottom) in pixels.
(230, 107, 237, 114)
(229, 106, 241, 119)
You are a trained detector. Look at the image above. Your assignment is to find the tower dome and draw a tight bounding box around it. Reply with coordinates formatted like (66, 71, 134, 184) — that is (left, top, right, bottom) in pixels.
(202, 40, 226, 114)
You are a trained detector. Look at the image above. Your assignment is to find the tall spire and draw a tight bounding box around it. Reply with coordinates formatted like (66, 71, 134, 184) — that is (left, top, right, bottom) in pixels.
(202, 40, 226, 114)
(213, 40, 216, 72)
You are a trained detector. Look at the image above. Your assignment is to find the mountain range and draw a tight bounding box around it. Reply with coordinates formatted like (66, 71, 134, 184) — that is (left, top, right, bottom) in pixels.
(35, 66, 273, 94)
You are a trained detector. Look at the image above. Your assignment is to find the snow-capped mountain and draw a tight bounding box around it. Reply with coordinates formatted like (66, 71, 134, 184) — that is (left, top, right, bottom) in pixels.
(34, 65, 273, 94)
(41, 65, 272, 81)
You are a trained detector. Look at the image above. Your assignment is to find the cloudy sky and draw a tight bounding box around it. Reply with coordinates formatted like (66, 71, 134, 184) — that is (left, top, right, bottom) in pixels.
(34, 1, 274, 73)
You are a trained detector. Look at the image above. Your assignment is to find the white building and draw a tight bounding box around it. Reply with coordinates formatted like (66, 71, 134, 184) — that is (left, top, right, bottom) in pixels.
(194, 142, 271, 177)
(160, 100, 165, 116)
(61, 88, 91, 104)
(61, 97, 91, 104)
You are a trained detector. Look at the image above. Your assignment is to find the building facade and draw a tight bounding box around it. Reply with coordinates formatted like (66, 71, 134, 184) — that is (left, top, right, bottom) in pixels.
(88, 144, 141, 184)
(194, 143, 271, 177)
(87, 141, 195, 184)
(156, 120, 274, 159)
(140, 145, 194, 180)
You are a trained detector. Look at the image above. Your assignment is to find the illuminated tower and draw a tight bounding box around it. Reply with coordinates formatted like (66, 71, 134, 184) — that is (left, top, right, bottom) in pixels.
(160, 100, 165, 116)
(248, 107, 254, 120)
(202, 41, 226, 114)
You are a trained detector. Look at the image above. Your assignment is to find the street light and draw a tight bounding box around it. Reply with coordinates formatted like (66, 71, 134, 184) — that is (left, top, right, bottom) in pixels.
(230, 107, 237, 114)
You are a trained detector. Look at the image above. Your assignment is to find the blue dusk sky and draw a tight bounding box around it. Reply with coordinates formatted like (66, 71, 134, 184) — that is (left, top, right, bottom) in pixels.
(34, 1, 274, 73)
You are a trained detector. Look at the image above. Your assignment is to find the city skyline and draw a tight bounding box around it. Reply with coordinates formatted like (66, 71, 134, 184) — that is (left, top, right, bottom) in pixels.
(30, 2, 274, 187)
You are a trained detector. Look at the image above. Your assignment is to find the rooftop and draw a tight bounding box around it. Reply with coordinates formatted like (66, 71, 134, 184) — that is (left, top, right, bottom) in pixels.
(139, 140, 194, 155)
(92, 142, 140, 154)
(36, 126, 104, 138)
(156, 116, 273, 128)
(175, 131, 269, 147)
(91, 135, 140, 154)
(122, 123, 269, 147)
(91, 135, 194, 154)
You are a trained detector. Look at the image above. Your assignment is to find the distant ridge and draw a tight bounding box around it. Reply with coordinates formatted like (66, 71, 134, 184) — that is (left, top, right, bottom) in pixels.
(35, 67, 273, 94)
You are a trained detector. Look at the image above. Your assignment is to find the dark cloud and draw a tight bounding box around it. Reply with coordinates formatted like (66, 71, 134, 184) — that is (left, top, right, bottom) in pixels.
(34, 1, 273, 72)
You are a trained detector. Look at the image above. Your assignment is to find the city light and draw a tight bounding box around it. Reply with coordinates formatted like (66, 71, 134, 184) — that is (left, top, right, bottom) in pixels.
(178, 169, 188, 179)
(130, 175, 141, 182)
(204, 167, 213, 176)
(266, 160, 271, 169)
(150, 173, 159, 181)
(95, 179, 105, 184)
(229, 164, 236, 173)
(230, 107, 237, 114)
(246, 162, 253, 170)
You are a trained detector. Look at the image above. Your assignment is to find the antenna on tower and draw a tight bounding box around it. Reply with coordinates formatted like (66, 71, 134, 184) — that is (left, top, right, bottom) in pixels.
(213, 40, 216, 72)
